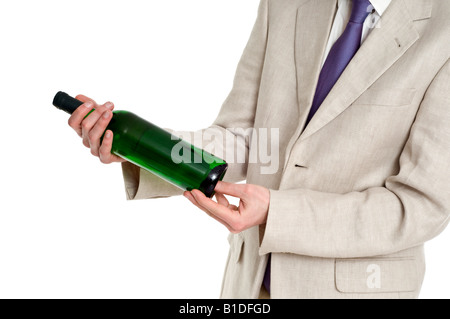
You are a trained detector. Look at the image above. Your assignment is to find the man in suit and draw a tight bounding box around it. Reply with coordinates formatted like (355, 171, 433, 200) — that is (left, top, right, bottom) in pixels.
(69, 0, 450, 299)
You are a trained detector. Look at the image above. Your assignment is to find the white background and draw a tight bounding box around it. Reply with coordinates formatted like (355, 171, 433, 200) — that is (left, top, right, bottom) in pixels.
(0, 0, 449, 299)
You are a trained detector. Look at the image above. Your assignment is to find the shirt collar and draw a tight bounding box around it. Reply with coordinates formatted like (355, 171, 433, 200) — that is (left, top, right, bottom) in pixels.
(370, 0, 392, 16)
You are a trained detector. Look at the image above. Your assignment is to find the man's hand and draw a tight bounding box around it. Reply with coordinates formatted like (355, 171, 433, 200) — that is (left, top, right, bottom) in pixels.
(68, 94, 126, 164)
(184, 181, 270, 234)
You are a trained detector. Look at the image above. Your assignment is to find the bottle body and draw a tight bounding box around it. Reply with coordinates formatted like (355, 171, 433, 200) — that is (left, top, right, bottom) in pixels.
(53, 92, 227, 197)
(106, 110, 227, 195)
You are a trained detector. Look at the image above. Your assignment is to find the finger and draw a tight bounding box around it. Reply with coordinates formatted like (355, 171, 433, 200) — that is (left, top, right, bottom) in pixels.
(191, 189, 239, 226)
(100, 101, 115, 111)
(214, 181, 248, 200)
(215, 192, 230, 208)
(68, 101, 94, 136)
(184, 191, 233, 231)
(75, 95, 115, 111)
(75, 95, 98, 106)
(88, 110, 112, 157)
(99, 130, 114, 163)
(99, 130, 125, 164)
(215, 192, 239, 211)
(81, 109, 104, 148)
(80, 103, 112, 148)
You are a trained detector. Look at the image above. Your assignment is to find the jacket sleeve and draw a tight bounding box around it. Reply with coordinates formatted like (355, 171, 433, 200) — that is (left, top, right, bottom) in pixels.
(122, 0, 269, 200)
(260, 58, 450, 259)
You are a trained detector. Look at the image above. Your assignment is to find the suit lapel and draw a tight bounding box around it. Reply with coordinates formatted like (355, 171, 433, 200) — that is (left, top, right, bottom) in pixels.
(294, 0, 338, 131)
(299, 0, 430, 141)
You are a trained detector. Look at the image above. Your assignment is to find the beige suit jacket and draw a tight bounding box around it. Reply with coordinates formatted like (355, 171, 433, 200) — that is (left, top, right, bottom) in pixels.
(122, 0, 450, 299)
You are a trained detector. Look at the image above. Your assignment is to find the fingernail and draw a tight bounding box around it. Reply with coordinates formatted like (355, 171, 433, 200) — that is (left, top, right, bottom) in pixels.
(85, 101, 93, 108)
(103, 111, 111, 119)
(105, 131, 112, 139)
(105, 102, 113, 109)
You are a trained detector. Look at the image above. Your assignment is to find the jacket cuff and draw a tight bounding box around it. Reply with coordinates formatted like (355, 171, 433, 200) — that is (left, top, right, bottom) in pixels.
(259, 189, 299, 255)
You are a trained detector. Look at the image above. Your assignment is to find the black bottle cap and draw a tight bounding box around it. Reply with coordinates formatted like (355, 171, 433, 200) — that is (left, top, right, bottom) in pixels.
(53, 91, 84, 115)
(200, 164, 229, 198)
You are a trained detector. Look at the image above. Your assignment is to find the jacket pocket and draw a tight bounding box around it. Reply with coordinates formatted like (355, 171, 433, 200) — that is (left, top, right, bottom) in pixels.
(353, 88, 417, 107)
(227, 233, 245, 264)
(335, 258, 418, 294)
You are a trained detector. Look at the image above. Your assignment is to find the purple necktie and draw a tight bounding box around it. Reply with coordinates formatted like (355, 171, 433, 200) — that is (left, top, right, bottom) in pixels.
(263, 0, 372, 295)
(305, 0, 372, 126)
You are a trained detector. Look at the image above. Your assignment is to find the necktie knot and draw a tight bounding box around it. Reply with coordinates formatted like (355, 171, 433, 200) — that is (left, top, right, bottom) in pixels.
(350, 0, 372, 24)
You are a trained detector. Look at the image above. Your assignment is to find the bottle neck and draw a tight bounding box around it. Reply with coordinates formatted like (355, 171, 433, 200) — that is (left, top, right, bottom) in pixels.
(53, 92, 84, 115)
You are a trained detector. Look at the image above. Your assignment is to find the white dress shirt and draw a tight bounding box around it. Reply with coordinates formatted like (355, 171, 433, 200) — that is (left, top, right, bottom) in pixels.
(322, 0, 392, 66)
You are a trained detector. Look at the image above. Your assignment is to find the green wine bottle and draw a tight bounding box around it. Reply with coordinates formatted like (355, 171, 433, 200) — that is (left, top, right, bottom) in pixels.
(53, 91, 228, 198)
